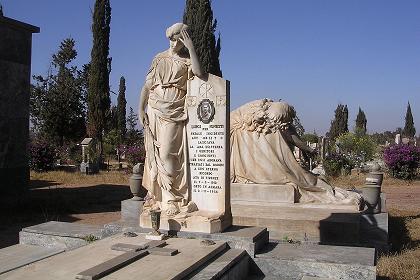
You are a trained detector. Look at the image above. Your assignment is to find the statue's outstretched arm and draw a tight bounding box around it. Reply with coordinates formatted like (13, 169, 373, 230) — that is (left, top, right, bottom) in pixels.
(288, 127, 316, 156)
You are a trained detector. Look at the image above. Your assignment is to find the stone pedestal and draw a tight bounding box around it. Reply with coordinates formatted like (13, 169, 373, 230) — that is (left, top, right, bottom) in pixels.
(140, 211, 232, 234)
(121, 199, 144, 225)
(231, 183, 296, 205)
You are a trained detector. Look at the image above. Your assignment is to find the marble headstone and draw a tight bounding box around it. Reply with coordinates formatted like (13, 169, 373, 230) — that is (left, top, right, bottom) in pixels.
(186, 73, 231, 223)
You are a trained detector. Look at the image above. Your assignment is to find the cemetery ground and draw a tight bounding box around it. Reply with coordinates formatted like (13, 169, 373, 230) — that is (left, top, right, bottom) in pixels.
(0, 171, 419, 280)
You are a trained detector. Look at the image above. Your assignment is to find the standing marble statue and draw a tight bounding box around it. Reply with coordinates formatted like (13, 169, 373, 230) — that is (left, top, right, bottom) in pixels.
(139, 23, 204, 216)
(230, 99, 361, 206)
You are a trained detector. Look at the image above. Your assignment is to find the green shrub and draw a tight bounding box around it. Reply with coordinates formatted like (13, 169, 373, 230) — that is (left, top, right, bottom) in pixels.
(301, 133, 319, 144)
(336, 132, 377, 167)
(323, 153, 353, 177)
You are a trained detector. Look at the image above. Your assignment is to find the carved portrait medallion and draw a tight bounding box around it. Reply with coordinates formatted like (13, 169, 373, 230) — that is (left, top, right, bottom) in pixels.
(197, 99, 215, 124)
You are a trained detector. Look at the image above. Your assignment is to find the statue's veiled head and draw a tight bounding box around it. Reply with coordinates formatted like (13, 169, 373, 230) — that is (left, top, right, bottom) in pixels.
(267, 101, 296, 124)
(166, 23, 189, 53)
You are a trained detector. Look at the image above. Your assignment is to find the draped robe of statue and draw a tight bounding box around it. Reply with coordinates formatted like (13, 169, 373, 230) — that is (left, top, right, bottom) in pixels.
(142, 50, 193, 211)
(230, 99, 361, 206)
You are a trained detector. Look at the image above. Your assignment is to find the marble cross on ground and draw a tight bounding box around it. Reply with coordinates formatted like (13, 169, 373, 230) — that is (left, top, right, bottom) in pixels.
(75, 240, 178, 280)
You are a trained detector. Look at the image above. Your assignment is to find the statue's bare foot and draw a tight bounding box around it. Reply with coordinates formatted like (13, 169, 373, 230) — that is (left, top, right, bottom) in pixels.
(166, 202, 180, 216)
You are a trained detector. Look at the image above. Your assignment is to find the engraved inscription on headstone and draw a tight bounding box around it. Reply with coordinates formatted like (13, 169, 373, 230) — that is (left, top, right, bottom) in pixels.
(186, 74, 231, 216)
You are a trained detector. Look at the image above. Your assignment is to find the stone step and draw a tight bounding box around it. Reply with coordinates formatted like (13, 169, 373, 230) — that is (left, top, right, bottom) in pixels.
(19, 221, 112, 251)
(1, 234, 229, 280)
(187, 248, 249, 279)
(175, 225, 269, 257)
(232, 204, 360, 243)
(0, 244, 63, 275)
(254, 242, 376, 280)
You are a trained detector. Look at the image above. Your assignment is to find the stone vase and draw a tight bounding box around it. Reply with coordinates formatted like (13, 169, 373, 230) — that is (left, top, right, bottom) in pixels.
(366, 172, 384, 186)
(129, 163, 145, 201)
(362, 182, 381, 214)
(150, 210, 161, 235)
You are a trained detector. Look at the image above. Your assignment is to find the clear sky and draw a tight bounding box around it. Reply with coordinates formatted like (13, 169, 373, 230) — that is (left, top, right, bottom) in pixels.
(2, 0, 419, 135)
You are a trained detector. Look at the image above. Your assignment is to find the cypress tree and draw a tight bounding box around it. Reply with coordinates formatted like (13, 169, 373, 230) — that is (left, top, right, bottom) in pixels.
(355, 107, 367, 134)
(116, 76, 127, 143)
(87, 0, 112, 154)
(329, 104, 349, 140)
(183, 0, 222, 77)
(403, 102, 416, 137)
(342, 105, 349, 134)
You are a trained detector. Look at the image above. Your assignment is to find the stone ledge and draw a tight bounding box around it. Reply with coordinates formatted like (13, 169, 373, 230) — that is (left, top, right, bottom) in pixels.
(0, 244, 63, 275)
(255, 242, 376, 280)
(168, 226, 269, 257)
(19, 221, 113, 251)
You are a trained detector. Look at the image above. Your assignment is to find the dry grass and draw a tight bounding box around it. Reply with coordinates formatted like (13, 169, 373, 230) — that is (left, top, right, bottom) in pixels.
(376, 207, 420, 280)
(329, 172, 418, 189)
(377, 248, 420, 280)
(30, 170, 130, 187)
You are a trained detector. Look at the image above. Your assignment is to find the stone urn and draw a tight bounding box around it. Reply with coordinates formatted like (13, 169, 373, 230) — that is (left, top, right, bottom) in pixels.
(362, 182, 381, 214)
(366, 172, 384, 186)
(129, 163, 146, 201)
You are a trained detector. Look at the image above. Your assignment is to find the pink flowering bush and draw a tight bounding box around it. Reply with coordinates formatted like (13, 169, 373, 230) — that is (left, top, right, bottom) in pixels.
(29, 139, 56, 171)
(118, 144, 145, 169)
(383, 144, 420, 180)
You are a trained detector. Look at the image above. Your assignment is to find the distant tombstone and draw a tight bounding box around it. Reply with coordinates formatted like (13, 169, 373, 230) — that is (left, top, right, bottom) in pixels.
(395, 134, 401, 144)
(185, 73, 232, 232)
(293, 146, 302, 162)
(80, 138, 98, 174)
(401, 137, 410, 145)
(320, 137, 328, 160)
(0, 15, 39, 194)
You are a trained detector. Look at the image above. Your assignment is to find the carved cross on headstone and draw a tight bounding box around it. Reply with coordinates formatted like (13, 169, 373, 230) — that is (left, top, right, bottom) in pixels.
(75, 240, 178, 280)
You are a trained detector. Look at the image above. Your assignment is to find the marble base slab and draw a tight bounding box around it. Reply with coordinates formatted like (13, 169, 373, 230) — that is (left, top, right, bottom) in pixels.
(0, 244, 63, 275)
(232, 204, 360, 243)
(19, 221, 108, 251)
(231, 183, 297, 205)
(121, 199, 144, 224)
(145, 233, 165, 241)
(140, 210, 232, 234)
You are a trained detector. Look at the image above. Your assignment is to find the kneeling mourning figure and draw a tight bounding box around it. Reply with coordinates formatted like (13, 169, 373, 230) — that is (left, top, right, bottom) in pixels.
(230, 98, 361, 207)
